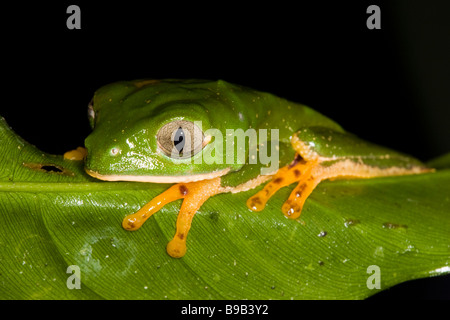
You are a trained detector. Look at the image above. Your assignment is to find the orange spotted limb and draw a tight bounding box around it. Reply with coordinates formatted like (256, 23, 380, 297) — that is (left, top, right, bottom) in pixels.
(247, 156, 320, 219)
(247, 127, 433, 220)
(123, 177, 223, 258)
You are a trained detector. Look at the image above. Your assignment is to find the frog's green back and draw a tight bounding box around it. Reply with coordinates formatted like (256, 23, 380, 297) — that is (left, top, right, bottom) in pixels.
(215, 80, 345, 141)
(93, 79, 343, 140)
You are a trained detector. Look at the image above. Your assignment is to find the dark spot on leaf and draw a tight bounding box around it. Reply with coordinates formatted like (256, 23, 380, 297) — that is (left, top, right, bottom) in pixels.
(318, 231, 327, 237)
(345, 219, 360, 227)
(383, 222, 408, 230)
(318, 261, 325, 266)
(394, 202, 402, 209)
(41, 165, 63, 173)
(209, 211, 220, 222)
(22, 162, 74, 176)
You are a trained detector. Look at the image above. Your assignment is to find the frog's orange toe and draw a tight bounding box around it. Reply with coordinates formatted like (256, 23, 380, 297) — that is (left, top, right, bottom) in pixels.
(247, 155, 318, 219)
(246, 195, 267, 212)
(122, 215, 143, 231)
(281, 201, 303, 219)
(122, 178, 223, 258)
(122, 216, 137, 230)
(166, 238, 187, 258)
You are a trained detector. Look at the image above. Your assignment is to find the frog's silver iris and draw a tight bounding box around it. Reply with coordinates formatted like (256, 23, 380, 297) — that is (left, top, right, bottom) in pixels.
(157, 120, 204, 159)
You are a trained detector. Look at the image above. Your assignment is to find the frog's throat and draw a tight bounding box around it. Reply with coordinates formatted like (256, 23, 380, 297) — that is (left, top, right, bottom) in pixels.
(84, 167, 231, 183)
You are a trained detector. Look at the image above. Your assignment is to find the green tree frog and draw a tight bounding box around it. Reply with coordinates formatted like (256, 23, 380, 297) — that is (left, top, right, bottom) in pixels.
(73, 79, 432, 258)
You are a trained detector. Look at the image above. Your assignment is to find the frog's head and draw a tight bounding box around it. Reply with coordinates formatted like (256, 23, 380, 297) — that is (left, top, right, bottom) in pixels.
(84, 79, 252, 183)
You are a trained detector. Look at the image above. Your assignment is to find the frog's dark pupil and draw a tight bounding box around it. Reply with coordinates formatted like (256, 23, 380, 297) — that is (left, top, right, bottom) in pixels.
(173, 127, 185, 154)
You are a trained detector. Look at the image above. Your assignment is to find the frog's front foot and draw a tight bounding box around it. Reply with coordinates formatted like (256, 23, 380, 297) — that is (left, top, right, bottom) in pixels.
(63, 147, 88, 161)
(122, 178, 223, 258)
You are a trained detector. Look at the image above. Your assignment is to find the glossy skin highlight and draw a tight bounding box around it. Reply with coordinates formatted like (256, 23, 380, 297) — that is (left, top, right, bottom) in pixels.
(82, 79, 432, 258)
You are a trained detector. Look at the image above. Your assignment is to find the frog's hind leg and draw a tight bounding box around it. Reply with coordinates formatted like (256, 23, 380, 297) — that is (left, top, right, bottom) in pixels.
(247, 154, 321, 219)
(122, 177, 223, 258)
(247, 129, 432, 220)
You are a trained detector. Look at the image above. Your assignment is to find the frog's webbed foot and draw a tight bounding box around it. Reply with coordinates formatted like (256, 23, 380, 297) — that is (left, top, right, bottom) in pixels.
(247, 155, 321, 219)
(247, 130, 432, 220)
(122, 177, 223, 258)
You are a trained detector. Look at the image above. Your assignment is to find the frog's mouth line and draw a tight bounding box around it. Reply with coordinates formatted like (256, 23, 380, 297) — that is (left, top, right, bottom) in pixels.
(84, 167, 231, 183)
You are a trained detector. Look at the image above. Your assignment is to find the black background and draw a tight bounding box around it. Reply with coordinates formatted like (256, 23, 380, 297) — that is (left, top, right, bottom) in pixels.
(1, 1, 449, 299)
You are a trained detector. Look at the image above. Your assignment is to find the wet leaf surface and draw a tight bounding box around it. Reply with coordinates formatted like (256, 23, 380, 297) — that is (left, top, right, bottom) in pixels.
(0, 117, 449, 299)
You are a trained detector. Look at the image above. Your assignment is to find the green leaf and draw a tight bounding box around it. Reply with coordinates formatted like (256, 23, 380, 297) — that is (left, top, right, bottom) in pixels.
(0, 116, 449, 299)
(427, 152, 450, 170)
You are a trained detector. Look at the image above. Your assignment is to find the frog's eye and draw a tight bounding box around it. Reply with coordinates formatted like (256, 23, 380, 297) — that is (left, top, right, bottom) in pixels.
(157, 120, 206, 159)
(88, 98, 96, 129)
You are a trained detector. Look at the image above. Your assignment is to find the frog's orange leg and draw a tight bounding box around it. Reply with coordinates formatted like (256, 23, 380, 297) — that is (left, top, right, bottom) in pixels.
(122, 184, 186, 231)
(247, 156, 320, 219)
(247, 133, 432, 220)
(122, 177, 223, 258)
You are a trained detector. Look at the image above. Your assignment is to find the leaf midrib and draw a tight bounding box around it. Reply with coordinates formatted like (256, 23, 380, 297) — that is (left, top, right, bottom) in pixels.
(0, 181, 156, 193)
